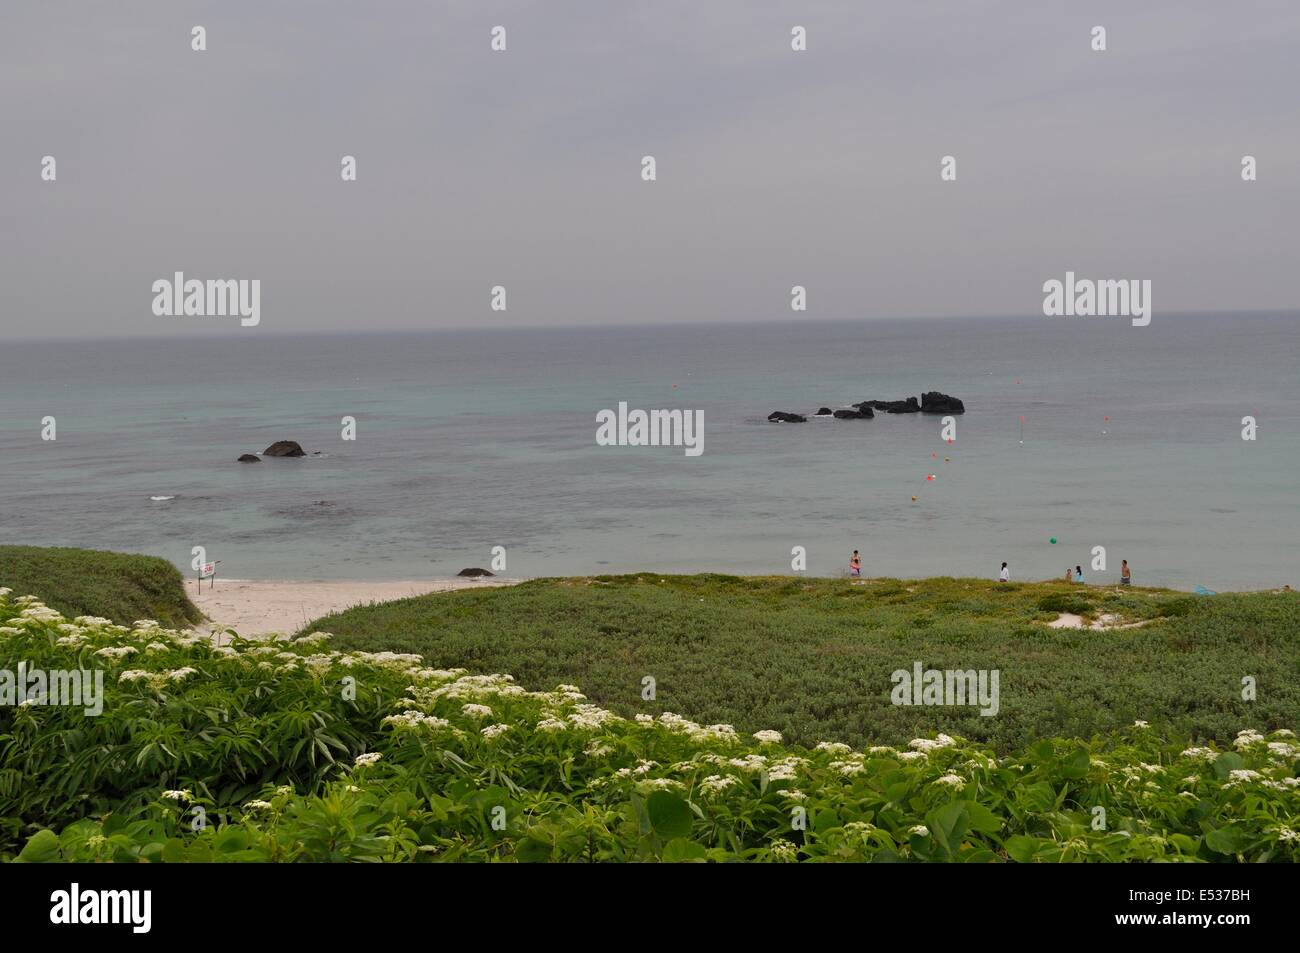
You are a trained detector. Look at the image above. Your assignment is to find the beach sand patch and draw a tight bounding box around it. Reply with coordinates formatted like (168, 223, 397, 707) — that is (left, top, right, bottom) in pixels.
(194, 577, 520, 641)
(1046, 612, 1154, 631)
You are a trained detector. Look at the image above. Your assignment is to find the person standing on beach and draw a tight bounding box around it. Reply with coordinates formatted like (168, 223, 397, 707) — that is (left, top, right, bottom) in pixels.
(999, 562, 1009, 582)
(1121, 560, 1131, 585)
(850, 550, 861, 578)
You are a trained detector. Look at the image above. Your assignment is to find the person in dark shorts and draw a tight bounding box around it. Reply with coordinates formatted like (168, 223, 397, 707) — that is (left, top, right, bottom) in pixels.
(1121, 560, 1131, 585)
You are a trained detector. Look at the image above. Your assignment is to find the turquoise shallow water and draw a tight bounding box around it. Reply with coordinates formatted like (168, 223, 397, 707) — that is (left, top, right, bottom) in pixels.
(0, 313, 1296, 590)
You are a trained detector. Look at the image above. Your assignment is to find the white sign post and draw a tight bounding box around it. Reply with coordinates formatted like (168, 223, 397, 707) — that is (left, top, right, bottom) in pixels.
(198, 560, 220, 593)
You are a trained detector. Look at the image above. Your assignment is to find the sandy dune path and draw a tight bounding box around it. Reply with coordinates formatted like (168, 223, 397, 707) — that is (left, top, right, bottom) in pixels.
(192, 577, 519, 641)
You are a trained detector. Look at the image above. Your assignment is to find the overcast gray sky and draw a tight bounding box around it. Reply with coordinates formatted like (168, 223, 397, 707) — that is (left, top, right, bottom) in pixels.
(2, 0, 1297, 339)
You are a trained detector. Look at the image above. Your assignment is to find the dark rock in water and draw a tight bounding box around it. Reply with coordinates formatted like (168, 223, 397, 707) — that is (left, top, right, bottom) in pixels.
(920, 391, 965, 414)
(263, 440, 306, 457)
(237, 454, 261, 463)
(856, 398, 920, 414)
(833, 408, 872, 419)
(458, 567, 495, 577)
(767, 411, 807, 423)
(814, 407, 834, 416)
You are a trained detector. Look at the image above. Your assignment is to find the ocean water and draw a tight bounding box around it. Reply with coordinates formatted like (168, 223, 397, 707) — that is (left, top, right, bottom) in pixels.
(0, 314, 1295, 590)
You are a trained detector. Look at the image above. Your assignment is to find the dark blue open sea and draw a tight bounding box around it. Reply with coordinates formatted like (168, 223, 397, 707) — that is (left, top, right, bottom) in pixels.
(0, 313, 1295, 590)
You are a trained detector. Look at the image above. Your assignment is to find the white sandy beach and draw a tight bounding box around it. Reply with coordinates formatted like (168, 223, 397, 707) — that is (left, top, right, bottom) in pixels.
(193, 577, 518, 641)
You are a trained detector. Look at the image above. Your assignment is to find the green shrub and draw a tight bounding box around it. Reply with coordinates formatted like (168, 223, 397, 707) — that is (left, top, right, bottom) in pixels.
(3, 590, 1299, 863)
(0, 545, 200, 628)
(1157, 598, 1197, 618)
(1035, 593, 1094, 616)
(306, 576, 1300, 752)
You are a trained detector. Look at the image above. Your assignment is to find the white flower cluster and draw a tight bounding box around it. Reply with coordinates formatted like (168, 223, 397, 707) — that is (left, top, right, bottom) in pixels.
(652, 712, 739, 743)
(382, 710, 451, 730)
(769, 840, 798, 861)
(1260, 777, 1300, 793)
(638, 777, 683, 791)
(612, 759, 659, 780)
(767, 757, 805, 781)
(815, 741, 852, 754)
(94, 646, 139, 661)
(568, 704, 622, 729)
(118, 667, 200, 688)
(20, 605, 64, 623)
(699, 775, 737, 795)
(1267, 741, 1300, 759)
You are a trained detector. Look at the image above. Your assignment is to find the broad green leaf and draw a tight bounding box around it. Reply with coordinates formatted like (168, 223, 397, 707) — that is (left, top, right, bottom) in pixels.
(1205, 825, 1248, 855)
(515, 836, 554, 863)
(1005, 834, 1048, 863)
(1213, 752, 1244, 780)
(646, 791, 693, 840)
(927, 802, 969, 856)
(1059, 747, 1091, 780)
(15, 829, 61, 863)
(661, 838, 708, 862)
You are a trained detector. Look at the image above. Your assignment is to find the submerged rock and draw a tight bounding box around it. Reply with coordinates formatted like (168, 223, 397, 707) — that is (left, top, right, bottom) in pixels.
(237, 454, 261, 463)
(262, 440, 306, 457)
(458, 567, 495, 577)
(814, 407, 834, 416)
(767, 412, 808, 423)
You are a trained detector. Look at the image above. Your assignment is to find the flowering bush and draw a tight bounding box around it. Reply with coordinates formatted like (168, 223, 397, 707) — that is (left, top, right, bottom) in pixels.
(2, 590, 1297, 862)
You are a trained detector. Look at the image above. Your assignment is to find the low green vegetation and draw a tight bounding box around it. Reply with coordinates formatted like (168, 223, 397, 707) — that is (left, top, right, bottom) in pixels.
(3, 591, 1297, 863)
(307, 574, 1300, 752)
(0, 545, 201, 629)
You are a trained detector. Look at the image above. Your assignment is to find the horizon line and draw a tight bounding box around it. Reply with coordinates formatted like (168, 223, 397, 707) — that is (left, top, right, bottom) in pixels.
(1, 307, 1296, 344)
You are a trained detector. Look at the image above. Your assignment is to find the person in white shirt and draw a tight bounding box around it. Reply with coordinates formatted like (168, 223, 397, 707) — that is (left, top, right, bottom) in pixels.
(998, 562, 1009, 582)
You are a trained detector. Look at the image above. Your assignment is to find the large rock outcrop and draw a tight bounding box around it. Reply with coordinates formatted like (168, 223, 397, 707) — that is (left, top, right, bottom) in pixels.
(920, 391, 965, 414)
(262, 440, 306, 457)
(856, 398, 920, 414)
(458, 567, 495, 577)
(833, 408, 873, 419)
